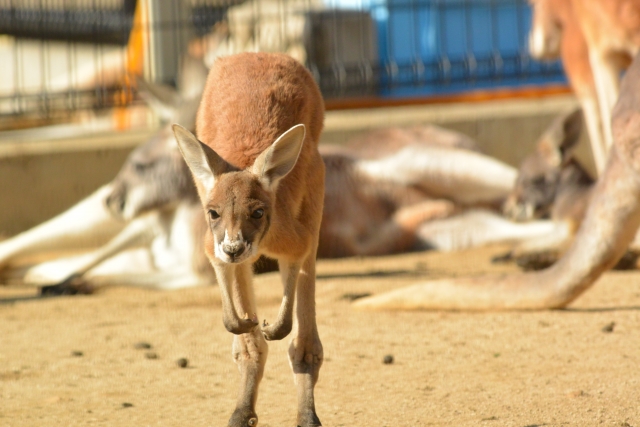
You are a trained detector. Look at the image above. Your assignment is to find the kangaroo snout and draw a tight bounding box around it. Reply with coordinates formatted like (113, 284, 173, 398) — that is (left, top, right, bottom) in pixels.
(222, 241, 246, 258)
(105, 186, 126, 219)
(503, 195, 535, 222)
(214, 230, 252, 263)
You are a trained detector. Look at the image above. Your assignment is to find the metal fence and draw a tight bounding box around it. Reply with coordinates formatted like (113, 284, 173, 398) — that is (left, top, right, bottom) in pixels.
(0, 0, 565, 120)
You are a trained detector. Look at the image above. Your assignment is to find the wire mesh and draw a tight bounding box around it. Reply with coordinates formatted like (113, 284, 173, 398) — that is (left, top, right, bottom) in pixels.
(0, 0, 565, 120)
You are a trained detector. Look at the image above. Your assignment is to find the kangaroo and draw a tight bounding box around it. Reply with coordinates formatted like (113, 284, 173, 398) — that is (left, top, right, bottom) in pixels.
(318, 134, 518, 257)
(500, 109, 639, 271)
(353, 51, 640, 311)
(532, 0, 640, 171)
(499, 109, 594, 267)
(172, 53, 325, 427)
(559, 0, 640, 160)
(529, 0, 608, 174)
(0, 55, 212, 292)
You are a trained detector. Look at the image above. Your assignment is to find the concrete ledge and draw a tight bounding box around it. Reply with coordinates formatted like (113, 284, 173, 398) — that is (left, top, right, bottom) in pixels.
(0, 94, 589, 236)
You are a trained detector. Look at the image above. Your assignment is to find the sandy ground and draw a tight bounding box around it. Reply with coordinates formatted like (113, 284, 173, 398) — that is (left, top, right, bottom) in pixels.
(1, 245, 639, 427)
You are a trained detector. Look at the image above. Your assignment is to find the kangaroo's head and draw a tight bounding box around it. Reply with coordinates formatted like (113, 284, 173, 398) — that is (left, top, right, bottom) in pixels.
(105, 128, 195, 220)
(173, 124, 305, 264)
(528, 0, 565, 60)
(503, 109, 583, 221)
(105, 54, 207, 220)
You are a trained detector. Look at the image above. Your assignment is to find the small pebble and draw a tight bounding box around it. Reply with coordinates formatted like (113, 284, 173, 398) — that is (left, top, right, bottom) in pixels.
(134, 342, 152, 350)
(383, 354, 394, 364)
(145, 352, 158, 360)
(602, 322, 616, 333)
(71, 351, 84, 357)
(122, 402, 134, 408)
(176, 358, 189, 368)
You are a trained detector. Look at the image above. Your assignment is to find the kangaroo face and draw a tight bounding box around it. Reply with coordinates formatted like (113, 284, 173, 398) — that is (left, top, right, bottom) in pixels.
(503, 152, 561, 221)
(105, 128, 194, 221)
(206, 172, 272, 264)
(504, 109, 583, 222)
(173, 123, 306, 266)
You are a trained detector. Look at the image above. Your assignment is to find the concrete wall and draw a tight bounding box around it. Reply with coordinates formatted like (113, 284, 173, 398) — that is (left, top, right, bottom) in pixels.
(0, 95, 589, 237)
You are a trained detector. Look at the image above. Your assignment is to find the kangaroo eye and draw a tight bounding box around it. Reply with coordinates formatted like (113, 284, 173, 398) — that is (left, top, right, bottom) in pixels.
(251, 209, 264, 219)
(134, 161, 152, 173)
(209, 210, 220, 220)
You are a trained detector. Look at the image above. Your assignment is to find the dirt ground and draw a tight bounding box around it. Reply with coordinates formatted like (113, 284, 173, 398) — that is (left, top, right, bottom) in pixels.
(1, 245, 639, 427)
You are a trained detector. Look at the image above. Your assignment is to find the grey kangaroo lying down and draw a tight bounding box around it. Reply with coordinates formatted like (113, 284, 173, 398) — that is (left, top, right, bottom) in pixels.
(498, 108, 638, 271)
(354, 51, 640, 311)
(0, 55, 213, 292)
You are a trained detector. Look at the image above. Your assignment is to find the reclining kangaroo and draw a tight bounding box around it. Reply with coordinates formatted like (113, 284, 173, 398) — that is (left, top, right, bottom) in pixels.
(499, 108, 595, 267)
(0, 55, 213, 291)
(173, 52, 325, 427)
(354, 51, 640, 311)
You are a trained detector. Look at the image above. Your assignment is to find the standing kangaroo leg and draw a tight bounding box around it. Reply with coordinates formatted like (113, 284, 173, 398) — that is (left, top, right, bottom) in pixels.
(227, 262, 266, 427)
(589, 51, 621, 152)
(580, 95, 607, 174)
(289, 247, 323, 427)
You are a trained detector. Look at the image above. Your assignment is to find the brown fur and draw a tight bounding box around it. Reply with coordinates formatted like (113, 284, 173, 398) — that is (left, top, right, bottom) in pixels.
(537, 0, 640, 171)
(177, 52, 325, 427)
(529, 0, 607, 173)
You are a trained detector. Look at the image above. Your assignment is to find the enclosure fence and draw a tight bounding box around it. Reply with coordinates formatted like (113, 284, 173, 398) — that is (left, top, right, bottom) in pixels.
(0, 0, 565, 120)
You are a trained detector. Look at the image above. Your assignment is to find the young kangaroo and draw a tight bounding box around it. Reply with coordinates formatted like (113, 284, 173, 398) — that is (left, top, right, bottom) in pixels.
(354, 51, 640, 311)
(173, 53, 325, 427)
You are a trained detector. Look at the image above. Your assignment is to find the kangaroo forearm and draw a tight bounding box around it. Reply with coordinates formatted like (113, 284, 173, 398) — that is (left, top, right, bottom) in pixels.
(0, 185, 122, 265)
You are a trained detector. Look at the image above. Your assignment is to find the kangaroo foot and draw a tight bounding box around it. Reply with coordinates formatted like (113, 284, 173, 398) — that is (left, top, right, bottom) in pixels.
(261, 317, 293, 341)
(297, 409, 322, 427)
(228, 407, 258, 427)
(289, 335, 323, 427)
(39, 274, 93, 296)
(612, 250, 639, 270)
(514, 251, 559, 271)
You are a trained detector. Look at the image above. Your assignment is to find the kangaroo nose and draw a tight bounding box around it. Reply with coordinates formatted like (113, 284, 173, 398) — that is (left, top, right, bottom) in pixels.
(223, 244, 245, 258)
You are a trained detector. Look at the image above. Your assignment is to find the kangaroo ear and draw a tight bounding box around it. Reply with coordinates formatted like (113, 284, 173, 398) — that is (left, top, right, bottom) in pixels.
(252, 124, 305, 188)
(538, 108, 583, 167)
(137, 77, 182, 122)
(172, 124, 232, 201)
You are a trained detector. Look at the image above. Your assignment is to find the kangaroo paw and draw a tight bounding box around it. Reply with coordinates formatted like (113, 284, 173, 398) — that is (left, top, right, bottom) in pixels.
(514, 251, 559, 271)
(261, 317, 293, 341)
(39, 274, 93, 296)
(222, 312, 259, 335)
